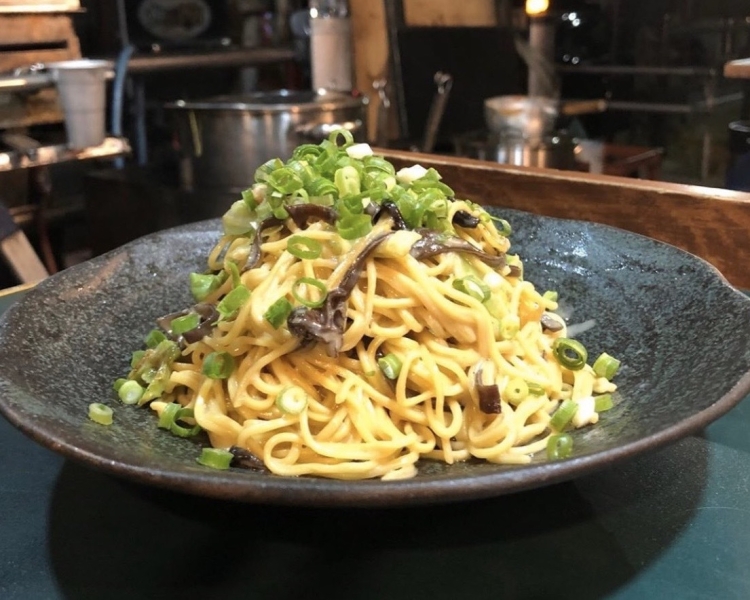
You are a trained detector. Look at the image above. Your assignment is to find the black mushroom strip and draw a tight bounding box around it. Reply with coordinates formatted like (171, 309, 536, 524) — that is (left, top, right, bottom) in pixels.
(474, 364, 502, 414)
(229, 445, 268, 472)
(285, 203, 338, 229)
(157, 302, 220, 346)
(452, 210, 480, 229)
(241, 216, 284, 272)
(287, 230, 395, 357)
(409, 229, 507, 268)
(540, 313, 564, 333)
(373, 200, 408, 230)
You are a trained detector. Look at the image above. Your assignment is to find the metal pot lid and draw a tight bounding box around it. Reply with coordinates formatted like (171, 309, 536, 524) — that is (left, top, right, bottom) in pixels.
(165, 90, 366, 113)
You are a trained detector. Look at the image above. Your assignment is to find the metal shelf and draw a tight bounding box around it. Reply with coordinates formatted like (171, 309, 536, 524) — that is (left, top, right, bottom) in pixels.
(0, 137, 130, 172)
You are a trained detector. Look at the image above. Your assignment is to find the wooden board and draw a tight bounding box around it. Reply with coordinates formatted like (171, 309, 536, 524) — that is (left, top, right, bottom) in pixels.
(383, 149, 750, 290)
(350, 0, 391, 142)
(403, 0, 496, 26)
(0, 14, 81, 128)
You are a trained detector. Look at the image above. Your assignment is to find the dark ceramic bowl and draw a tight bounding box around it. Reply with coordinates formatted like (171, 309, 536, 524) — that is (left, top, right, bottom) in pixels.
(1, 209, 749, 507)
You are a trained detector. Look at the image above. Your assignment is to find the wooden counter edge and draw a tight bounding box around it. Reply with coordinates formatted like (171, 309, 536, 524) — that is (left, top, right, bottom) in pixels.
(382, 149, 750, 290)
(724, 58, 750, 79)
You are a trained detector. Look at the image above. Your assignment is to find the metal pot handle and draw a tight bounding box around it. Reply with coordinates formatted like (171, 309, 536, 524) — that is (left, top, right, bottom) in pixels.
(295, 119, 364, 140)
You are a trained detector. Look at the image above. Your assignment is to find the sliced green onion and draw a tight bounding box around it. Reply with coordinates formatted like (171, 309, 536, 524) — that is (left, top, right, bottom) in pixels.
(547, 433, 574, 460)
(292, 143, 323, 160)
(217, 285, 251, 320)
(227, 260, 241, 288)
(88, 403, 113, 426)
(130, 350, 145, 368)
(144, 329, 166, 348)
(266, 166, 304, 194)
(329, 128, 354, 147)
(334, 165, 361, 197)
(222, 200, 256, 236)
(287, 159, 316, 186)
(171, 313, 200, 335)
(276, 386, 309, 415)
(254, 158, 284, 183)
(550, 399, 578, 432)
(202, 351, 235, 380)
(190, 272, 224, 302)
(336, 214, 372, 240)
(543, 290, 558, 302)
(452, 276, 491, 303)
(158, 402, 181, 430)
(197, 447, 234, 470)
(502, 377, 529, 405)
(552, 338, 588, 371)
(378, 353, 402, 380)
(292, 277, 328, 308)
(118, 379, 144, 405)
(140, 364, 170, 404)
(595, 393, 614, 412)
(592, 352, 621, 380)
(492, 216, 512, 236)
(113, 378, 127, 392)
(363, 155, 396, 175)
(527, 381, 546, 396)
(241, 187, 258, 210)
(308, 176, 338, 197)
(264, 297, 293, 329)
(287, 235, 322, 260)
(170, 408, 202, 438)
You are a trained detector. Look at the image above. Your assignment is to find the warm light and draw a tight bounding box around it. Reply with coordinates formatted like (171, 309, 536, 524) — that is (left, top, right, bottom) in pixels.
(525, 0, 549, 16)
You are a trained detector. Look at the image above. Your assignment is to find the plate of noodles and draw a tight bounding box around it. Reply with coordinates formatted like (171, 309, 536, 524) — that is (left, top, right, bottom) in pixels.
(1, 133, 750, 507)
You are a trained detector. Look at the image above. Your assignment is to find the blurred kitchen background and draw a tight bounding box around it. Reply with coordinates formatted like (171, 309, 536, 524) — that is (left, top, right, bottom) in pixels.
(0, 0, 748, 289)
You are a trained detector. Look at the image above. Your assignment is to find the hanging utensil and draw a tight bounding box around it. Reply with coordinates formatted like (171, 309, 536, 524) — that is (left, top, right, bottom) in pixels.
(421, 71, 453, 153)
(372, 78, 390, 148)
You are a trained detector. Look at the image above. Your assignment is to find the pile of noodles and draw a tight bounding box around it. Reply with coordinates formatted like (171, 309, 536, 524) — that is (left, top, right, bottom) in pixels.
(119, 134, 618, 480)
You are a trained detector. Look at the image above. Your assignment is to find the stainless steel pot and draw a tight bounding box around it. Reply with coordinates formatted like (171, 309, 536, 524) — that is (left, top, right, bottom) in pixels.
(455, 130, 578, 170)
(166, 90, 367, 192)
(483, 95, 606, 141)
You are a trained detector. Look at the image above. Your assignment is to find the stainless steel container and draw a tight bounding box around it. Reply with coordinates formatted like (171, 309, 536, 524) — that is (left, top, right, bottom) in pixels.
(483, 95, 558, 141)
(166, 90, 367, 192)
(454, 130, 578, 170)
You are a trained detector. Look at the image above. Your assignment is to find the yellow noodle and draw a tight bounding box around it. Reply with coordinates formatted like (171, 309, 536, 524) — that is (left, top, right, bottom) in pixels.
(137, 196, 616, 480)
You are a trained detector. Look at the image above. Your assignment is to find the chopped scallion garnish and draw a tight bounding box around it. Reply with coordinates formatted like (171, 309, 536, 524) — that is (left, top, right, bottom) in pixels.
(118, 379, 144, 405)
(547, 433, 574, 460)
(378, 353, 402, 380)
(171, 312, 200, 335)
(190, 272, 224, 302)
(550, 399, 578, 432)
(452, 276, 491, 303)
(170, 408, 202, 438)
(502, 378, 529, 405)
(336, 214, 372, 240)
(202, 351, 234, 380)
(217, 285, 251, 320)
(197, 447, 234, 470)
(144, 329, 166, 348)
(594, 393, 614, 412)
(286, 235, 322, 260)
(264, 297, 293, 329)
(292, 277, 328, 308)
(88, 403, 113, 426)
(276, 386, 309, 415)
(592, 352, 621, 379)
(552, 338, 588, 371)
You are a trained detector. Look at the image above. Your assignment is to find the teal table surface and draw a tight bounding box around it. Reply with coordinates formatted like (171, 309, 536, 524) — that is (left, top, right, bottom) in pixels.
(2, 287, 750, 600)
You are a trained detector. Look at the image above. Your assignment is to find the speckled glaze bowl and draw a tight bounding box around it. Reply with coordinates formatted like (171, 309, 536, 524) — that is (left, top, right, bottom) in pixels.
(1, 209, 749, 507)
